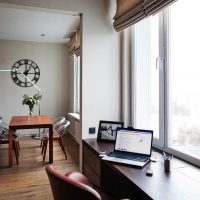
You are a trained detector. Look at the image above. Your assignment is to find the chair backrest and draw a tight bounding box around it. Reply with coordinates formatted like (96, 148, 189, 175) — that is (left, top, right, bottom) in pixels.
(0, 118, 9, 141)
(0, 117, 8, 130)
(45, 165, 101, 200)
(53, 117, 66, 129)
(55, 121, 70, 136)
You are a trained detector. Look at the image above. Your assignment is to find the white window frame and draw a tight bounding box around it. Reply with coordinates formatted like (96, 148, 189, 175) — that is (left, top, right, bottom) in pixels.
(131, 12, 165, 148)
(163, 8, 200, 166)
(132, 8, 200, 167)
(73, 55, 80, 114)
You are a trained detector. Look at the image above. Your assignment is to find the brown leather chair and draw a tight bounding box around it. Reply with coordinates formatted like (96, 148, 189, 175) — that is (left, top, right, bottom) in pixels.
(45, 165, 116, 200)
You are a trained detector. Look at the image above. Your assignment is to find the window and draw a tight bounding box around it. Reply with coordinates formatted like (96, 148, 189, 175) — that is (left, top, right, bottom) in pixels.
(134, 13, 162, 146)
(168, 0, 200, 162)
(74, 55, 80, 113)
(132, 0, 200, 165)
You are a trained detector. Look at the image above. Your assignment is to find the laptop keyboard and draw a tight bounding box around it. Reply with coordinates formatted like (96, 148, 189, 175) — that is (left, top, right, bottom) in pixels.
(109, 152, 149, 162)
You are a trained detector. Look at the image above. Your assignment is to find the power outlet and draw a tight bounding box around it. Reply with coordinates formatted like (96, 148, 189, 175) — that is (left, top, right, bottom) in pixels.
(89, 127, 96, 134)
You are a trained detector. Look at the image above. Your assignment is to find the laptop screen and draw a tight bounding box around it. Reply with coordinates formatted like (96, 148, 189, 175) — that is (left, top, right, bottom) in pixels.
(115, 128, 153, 156)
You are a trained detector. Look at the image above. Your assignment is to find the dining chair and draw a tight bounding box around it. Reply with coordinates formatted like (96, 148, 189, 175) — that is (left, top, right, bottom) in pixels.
(45, 165, 116, 200)
(42, 121, 70, 162)
(0, 127, 20, 165)
(40, 117, 66, 148)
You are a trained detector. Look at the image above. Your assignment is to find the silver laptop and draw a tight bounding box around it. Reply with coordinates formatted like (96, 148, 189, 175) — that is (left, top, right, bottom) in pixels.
(102, 128, 153, 167)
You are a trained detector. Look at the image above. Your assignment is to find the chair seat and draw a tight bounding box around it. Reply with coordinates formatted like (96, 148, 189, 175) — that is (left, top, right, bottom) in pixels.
(0, 138, 9, 144)
(65, 172, 115, 200)
(44, 130, 60, 139)
(93, 186, 115, 200)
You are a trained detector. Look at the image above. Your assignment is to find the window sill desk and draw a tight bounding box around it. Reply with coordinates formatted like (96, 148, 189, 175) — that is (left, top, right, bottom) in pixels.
(82, 139, 200, 200)
(9, 116, 53, 167)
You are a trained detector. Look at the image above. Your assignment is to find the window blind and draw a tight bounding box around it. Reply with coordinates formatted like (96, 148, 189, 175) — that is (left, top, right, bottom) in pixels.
(113, 0, 177, 31)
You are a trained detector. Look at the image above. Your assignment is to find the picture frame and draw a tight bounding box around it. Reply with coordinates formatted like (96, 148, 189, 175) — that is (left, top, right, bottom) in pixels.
(97, 120, 124, 142)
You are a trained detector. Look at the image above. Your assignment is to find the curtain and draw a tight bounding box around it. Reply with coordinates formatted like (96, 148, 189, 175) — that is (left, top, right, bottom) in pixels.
(113, 0, 177, 31)
(67, 29, 80, 56)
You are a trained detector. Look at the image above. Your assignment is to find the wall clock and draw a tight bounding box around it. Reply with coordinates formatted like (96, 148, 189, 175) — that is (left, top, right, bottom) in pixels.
(11, 59, 40, 87)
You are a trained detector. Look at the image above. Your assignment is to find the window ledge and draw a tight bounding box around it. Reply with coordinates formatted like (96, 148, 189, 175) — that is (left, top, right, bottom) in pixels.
(152, 147, 200, 182)
(68, 113, 80, 121)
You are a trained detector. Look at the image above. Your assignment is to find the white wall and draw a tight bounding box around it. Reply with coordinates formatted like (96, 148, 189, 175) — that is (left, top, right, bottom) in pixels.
(0, 0, 121, 139)
(0, 40, 69, 123)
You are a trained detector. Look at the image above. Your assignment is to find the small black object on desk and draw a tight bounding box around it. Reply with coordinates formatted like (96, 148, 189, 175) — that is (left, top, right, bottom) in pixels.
(146, 168, 153, 176)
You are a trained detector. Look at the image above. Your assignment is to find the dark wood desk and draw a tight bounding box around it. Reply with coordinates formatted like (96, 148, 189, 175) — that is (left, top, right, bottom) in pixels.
(83, 139, 200, 200)
(9, 116, 53, 167)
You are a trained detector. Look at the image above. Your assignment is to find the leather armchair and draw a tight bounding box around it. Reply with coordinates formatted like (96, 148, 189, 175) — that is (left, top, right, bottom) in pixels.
(45, 165, 114, 200)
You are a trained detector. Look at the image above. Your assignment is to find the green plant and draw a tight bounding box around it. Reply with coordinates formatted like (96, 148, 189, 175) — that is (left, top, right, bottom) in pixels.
(22, 94, 42, 115)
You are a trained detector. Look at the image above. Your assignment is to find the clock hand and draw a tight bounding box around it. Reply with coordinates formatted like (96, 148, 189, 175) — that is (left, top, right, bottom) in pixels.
(23, 66, 32, 76)
(27, 66, 32, 73)
(23, 70, 28, 76)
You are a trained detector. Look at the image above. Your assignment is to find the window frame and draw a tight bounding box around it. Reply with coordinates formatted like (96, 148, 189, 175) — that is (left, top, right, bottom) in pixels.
(164, 8, 200, 167)
(131, 7, 200, 167)
(132, 12, 165, 148)
(73, 55, 80, 114)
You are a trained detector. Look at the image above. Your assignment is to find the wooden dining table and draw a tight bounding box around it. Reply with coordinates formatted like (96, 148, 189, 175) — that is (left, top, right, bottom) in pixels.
(8, 115, 53, 167)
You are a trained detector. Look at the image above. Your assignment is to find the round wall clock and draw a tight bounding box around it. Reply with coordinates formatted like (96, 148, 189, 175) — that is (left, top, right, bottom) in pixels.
(11, 59, 40, 87)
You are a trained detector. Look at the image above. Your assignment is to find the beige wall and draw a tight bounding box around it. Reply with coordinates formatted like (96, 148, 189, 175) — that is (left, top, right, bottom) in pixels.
(0, 0, 121, 139)
(0, 40, 69, 123)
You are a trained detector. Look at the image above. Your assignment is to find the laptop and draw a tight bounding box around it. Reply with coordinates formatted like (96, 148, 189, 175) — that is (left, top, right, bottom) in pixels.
(102, 128, 153, 167)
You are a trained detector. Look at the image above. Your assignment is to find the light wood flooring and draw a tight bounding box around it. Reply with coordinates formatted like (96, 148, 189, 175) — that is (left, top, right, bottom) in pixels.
(0, 134, 79, 200)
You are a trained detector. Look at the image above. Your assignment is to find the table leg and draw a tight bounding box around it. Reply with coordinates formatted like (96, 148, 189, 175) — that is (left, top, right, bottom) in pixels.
(49, 125, 53, 163)
(9, 129, 13, 167)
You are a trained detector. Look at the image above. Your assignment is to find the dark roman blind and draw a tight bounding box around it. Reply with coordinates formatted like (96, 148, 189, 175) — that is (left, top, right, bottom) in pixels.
(67, 29, 80, 56)
(113, 0, 177, 31)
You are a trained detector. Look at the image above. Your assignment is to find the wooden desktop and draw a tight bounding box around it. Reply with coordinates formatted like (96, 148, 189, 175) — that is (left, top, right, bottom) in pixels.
(82, 139, 200, 200)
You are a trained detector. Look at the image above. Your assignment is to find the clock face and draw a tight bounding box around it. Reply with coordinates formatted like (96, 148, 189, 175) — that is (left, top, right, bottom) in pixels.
(11, 59, 40, 87)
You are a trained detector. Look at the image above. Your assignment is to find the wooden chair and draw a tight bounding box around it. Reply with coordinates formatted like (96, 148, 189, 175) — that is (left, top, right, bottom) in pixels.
(0, 127, 20, 165)
(45, 165, 116, 200)
(42, 121, 70, 162)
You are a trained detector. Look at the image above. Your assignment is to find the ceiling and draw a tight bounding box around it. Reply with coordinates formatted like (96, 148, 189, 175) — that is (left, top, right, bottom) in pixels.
(0, 6, 80, 44)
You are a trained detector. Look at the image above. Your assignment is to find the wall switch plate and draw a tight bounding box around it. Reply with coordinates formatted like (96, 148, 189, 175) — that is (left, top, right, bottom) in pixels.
(89, 127, 96, 134)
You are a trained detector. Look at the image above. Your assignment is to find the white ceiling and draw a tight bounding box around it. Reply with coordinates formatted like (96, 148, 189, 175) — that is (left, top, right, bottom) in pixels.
(0, 6, 80, 44)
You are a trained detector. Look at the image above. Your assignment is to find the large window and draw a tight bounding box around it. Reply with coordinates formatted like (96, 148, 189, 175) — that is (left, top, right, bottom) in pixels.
(133, 0, 200, 165)
(134, 13, 161, 145)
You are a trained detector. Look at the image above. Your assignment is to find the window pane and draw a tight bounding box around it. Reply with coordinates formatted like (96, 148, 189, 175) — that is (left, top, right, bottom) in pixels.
(134, 14, 159, 139)
(74, 56, 80, 113)
(168, 0, 200, 159)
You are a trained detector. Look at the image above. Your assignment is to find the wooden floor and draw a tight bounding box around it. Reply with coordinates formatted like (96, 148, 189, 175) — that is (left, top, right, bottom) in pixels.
(0, 134, 79, 200)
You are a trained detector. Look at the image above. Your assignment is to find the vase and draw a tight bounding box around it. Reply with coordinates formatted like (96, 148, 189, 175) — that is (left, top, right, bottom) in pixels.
(28, 106, 34, 118)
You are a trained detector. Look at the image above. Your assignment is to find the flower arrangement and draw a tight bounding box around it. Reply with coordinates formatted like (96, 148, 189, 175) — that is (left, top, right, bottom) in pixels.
(22, 94, 42, 116)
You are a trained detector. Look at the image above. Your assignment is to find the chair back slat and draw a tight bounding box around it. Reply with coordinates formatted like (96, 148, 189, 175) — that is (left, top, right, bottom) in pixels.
(54, 121, 70, 136)
(53, 117, 66, 129)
